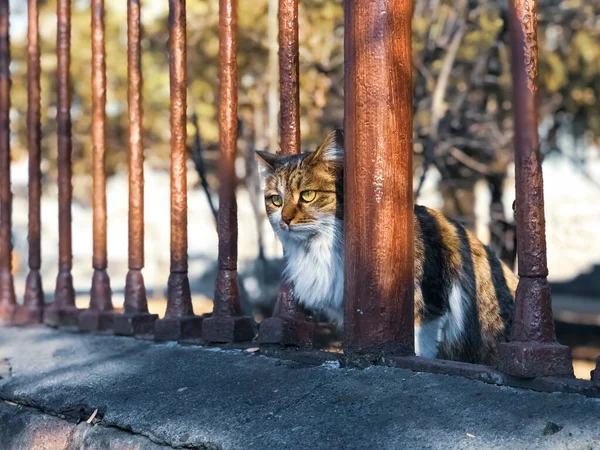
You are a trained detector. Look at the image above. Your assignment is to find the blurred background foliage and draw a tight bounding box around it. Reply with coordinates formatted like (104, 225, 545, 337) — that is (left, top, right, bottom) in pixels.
(6, 0, 600, 253)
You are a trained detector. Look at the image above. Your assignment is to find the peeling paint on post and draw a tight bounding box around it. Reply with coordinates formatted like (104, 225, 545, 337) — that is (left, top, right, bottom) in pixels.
(202, 0, 254, 343)
(113, 0, 158, 337)
(257, 0, 314, 347)
(79, 0, 115, 333)
(496, 0, 573, 378)
(15, 0, 45, 325)
(343, 0, 414, 359)
(45, 0, 81, 328)
(0, 0, 16, 324)
(154, 0, 203, 341)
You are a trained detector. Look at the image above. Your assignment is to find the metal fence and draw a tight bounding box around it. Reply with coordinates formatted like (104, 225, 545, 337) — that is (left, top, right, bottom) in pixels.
(0, 0, 598, 389)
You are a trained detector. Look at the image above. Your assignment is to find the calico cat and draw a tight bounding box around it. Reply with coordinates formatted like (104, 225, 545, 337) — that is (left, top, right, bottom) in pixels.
(256, 129, 518, 365)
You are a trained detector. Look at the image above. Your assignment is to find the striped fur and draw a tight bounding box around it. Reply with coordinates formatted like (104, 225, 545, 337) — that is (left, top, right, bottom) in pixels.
(257, 130, 518, 365)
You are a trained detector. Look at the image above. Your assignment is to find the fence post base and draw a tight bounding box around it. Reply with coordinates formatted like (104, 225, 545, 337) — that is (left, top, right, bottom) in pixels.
(17, 270, 45, 325)
(497, 341, 574, 379)
(154, 316, 203, 341)
(202, 316, 255, 343)
(44, 306, 80, 328)
(13, 306, 44, 326)
(0, 271, 16, 325)
(0, 303, 15, 325)
(113, 312, 158, 336)
(79, 310, 115, 333)
(257, 317, 314, 348)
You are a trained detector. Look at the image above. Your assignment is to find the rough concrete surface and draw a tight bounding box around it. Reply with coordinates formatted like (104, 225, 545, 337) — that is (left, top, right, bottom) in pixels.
(0, 327, 599, 450)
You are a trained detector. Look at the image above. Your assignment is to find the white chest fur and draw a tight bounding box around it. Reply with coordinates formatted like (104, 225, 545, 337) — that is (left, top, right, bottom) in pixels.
(277, 217, 345, 326)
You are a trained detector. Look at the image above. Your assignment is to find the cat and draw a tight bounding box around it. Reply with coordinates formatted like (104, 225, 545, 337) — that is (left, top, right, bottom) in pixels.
(256, 129, 518, 365)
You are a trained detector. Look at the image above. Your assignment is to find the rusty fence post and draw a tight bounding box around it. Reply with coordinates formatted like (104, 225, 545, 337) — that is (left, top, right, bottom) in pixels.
(15, 0, 45, 325)
(113, 0, 158, 337)
(79, 0, 115, 332)
(256, 0, 314, 347)
(496, 0, 573, 378)
(202, 0, 254, 343)
(0, 0, 16, 324)
(154, 0, 203, 341)
(45, 0, 81, 327)
(343, 0, 414, 360)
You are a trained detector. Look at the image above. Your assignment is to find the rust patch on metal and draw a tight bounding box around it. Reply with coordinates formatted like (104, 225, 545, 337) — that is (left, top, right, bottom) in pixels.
(342, 0, 414, 354)
(497, 0, 573, 378)
(204, 0, 254, 343)
(122, 0, 152, 319)
(513, 0, 538, 92)
(256, 0, 314, 346)
(127, 0, 144, 273)
(214, 0, 240, 315)
(278, 0, 300, 155)
(168, 0, 188, 276)
(0, 0, 16, 322)
(20, 0, 45, 323)
(89, 0, 113, 316)
(52, 0, 77, 311)
(154, 1, 201, 341)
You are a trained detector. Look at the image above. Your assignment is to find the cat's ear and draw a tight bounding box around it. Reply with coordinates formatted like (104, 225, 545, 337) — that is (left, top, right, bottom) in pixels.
(255, 150, 278, 171)
(308, 129, 344, 165)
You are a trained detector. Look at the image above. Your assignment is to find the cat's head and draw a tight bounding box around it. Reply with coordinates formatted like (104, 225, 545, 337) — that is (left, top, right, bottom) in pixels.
(256, 130, 344, 243)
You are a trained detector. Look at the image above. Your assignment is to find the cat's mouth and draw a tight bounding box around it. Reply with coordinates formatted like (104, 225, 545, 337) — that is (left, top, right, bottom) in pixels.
(278, 223, 318, 236)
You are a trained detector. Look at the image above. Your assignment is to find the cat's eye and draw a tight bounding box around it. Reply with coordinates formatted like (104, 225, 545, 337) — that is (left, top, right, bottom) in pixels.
(270, 194, 282, 207)
(300, 190, 316, 202)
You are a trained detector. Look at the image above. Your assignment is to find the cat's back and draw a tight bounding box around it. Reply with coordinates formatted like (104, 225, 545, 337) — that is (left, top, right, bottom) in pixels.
(413, 205, 518, 364)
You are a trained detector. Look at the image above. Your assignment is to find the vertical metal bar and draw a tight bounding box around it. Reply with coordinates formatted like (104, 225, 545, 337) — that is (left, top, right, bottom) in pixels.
(343, 0, 414, 356)
(278, 0, 300, 155)
(45, 0, 80, 327)
(257, 0, 314, 347)
(79, 0, 114, 332)
(114, 0, 158, 336)
(0, 0, 16, 324)
(202, 0, 254, 343)
(15, 0, 44, 325)
(497, 0, 572, 378)
(154, 0, 203, 341)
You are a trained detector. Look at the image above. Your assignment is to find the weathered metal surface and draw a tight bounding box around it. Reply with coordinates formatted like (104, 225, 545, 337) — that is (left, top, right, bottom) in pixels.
(154, 0, 202, 340)
(16, 0, 45, 325)
(81, 0, 114, 333)
(45, 0, 80, 327)
(257, 0, 313, 347)
(257, 281, 313, 346)
(389, 355, 599, 398)
(203, 0, 254, 343)
(0, 0, 15, 324)
(496, 0, 572, 378)
(114, 0, 158, 336)
(343, 0, 414, 355)
(278, 0, 300, 155)
(126, 0, 145, 279)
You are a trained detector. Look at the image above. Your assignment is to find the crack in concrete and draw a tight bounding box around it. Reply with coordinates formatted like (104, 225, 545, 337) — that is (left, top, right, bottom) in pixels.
(0, 395, 216, 450)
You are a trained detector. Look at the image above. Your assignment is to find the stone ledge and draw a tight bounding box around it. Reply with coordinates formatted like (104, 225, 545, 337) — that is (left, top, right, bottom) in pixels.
(1, 327, 600, 450)
(0, 401, 172, 450)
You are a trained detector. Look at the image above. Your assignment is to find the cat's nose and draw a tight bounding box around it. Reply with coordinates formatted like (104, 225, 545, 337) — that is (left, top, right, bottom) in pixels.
(281, 216, 292, 226)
